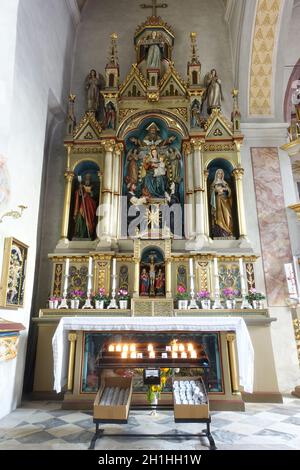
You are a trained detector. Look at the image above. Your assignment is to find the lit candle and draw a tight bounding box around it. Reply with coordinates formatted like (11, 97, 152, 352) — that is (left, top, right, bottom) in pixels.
(178, 344, 185, 352)
(191, 351, 197, 359)
(149, 351, 155, 359)
(187, 343, 194, 352)
(166, 346, 171, 352)
(108, 345, 115, 352)
(64, 258, 70, 292)
(172, 343, 179, 352)
(130, 344, 136, 352)
(172, 352, 178, 359)
(130, 352, 137, 359)
(162, 353, 168, 359)
(121, 351, 127, 359)
(239, 258, 246, 293)
(123, 344, 129, 352)
(148, 344, 154, 352)
(181, 352, 187, 359)
(116, 344, 122, 352)
(137, 353, 143, 359)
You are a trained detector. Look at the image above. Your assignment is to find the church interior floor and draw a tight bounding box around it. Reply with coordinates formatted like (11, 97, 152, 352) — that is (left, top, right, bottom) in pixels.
(0, 396, 300, 450)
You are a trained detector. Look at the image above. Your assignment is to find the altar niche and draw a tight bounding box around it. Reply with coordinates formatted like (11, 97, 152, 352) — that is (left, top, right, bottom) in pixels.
(207, 159, 239, 240)
(68, 161, 100, 241)
(140, 247, 165, 297)
(123, 117, 184, 239)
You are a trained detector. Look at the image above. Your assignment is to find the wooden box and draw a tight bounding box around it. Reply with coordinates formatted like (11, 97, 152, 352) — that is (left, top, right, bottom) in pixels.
(173, 377, 209, 421)
(94, 376, 133, 422)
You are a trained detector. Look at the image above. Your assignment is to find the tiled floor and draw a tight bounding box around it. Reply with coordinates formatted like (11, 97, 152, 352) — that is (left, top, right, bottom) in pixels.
(0, 397, 300, 450)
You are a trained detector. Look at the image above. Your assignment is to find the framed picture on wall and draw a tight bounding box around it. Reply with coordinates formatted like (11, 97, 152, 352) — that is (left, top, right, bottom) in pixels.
(0, 237, 28, 308)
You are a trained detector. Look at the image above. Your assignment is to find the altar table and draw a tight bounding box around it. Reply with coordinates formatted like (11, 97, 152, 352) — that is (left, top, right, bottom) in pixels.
(52, 316, 254, 394)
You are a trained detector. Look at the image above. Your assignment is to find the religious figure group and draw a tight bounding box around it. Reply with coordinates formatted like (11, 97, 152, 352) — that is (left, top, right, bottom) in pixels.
(140, 256, 165, 297)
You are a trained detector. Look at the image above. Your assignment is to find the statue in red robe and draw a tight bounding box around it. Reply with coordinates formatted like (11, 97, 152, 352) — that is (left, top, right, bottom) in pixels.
(73, 174, 97, 239)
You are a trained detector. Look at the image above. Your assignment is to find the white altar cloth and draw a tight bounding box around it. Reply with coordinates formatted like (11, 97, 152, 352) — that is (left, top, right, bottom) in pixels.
(52, 316, 254, 394)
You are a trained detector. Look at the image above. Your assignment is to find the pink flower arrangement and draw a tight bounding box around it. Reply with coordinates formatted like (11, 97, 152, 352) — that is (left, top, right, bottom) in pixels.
(176, 285, 189, 300)
(49, 296, 61, 302)
(118, 289, 130, 300)
(94, 288, 106, 300)
(197, 290, 210, 300)
(223, 288, 239, 299)
(69, 289, 85, 300)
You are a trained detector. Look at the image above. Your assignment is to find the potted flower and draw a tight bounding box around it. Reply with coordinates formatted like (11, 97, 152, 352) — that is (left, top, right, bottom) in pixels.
(118, 289, 130, 310)
(48, 296, 61, 309)
(176, 286, 189, 310)
(69, 289, 85, 309)
(146, 368, 172, 415)
(94, 288, 107, 309)
(246, 288, 266, 309)
(197, 290, 211, 309)
(222, 288, 239, 309)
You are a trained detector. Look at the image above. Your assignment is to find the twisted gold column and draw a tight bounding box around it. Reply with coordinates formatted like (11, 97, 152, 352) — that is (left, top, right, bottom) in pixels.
(67, 332, 77, 392)
(227, 333, 240, 394)
(233, 167, 247, 239)
(61, 171, 74, 240)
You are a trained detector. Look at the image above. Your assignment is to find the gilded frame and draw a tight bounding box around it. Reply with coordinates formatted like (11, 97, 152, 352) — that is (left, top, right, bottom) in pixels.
(0, 237, 29, 309)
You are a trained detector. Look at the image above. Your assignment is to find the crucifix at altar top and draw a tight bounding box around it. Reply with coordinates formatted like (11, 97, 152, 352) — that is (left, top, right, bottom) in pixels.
(140, 0, 168, 17)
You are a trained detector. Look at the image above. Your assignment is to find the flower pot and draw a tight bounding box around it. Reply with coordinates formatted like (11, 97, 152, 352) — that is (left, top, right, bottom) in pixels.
(119, 300, 128, 310)
(201, 299, 211, 310)
(95, 300, 105, 309)
(252, 300, 264, 310)
(225, 300, 236, 310)
(178, 300, 189, 310)
(49, 300, 59, 309)
(71, 299, 80, 309)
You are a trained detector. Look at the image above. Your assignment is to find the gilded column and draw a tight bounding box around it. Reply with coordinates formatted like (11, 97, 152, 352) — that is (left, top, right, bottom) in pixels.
(133, 258, 140, 297)
(192, 139, 206, 242)
(226, 333, 240, 394)
(102, 141, 115, 238)
(203, 170, 210, 238)
(165, 259, 172, 298)
(184, 142, 195, 239)
(67, 332, 77, 392)
(232, 167, 247, 239)
(61, 170, 74, 240)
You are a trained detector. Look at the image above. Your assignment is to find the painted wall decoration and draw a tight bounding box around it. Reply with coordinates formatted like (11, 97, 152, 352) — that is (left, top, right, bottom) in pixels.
(0, 238, 28, 308)
(69, 161, 100, 241)
(207, 159, 238, 239)
(119, 265, 129, 291)
(218, 263, 241, 296)
(123, 118, 184, 236)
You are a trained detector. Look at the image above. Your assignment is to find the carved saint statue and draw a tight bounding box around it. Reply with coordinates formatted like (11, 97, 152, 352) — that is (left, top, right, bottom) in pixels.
(155, 268, 165, 296)
(203, 69, 224, 115)
(85, 69, 105, 120)
(146, 31, 163, 69)
(140, 268, 150, 296)
(73, 174, 97, 239)
(210, 169, 233, 238)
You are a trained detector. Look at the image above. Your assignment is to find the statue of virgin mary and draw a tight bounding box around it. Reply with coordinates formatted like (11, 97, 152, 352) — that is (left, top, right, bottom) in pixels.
(146, 31, 162, 69)
(210, 169, 233, 237)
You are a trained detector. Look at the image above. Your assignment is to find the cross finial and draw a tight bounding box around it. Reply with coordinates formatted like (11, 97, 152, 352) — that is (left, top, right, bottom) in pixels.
(140, 0, 168, 17)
